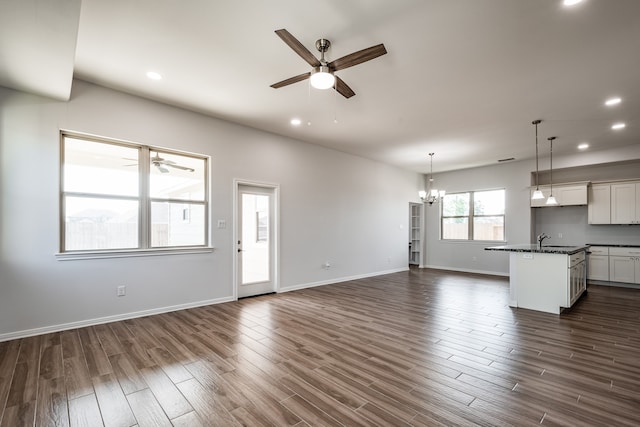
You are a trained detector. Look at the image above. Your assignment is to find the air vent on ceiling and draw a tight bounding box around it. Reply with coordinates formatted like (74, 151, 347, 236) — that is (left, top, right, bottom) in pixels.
(498, 157, 515, 163)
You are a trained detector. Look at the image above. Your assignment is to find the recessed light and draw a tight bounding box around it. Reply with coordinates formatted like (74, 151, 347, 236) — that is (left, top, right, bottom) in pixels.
(577, 143, 589, 150)
(605, 97, 621, 106)
(146, 71, 162, 80)
(611, 123, 626, 130)
(563, 0, 584, 6)
(290, 118, 301, 126)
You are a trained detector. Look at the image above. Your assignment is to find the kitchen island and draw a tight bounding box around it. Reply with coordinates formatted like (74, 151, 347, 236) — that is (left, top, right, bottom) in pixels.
(485, 244, 589, 314)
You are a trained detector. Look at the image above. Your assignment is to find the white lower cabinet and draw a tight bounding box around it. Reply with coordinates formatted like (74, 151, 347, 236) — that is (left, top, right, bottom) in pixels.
(568, 252, 586, 307)
(609, 247, 640, 284)
(511, 250, 586, 314)
(588, 246, 609, 281)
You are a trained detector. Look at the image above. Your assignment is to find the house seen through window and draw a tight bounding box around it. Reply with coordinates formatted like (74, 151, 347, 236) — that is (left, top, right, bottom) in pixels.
(61, 133, 208, 252)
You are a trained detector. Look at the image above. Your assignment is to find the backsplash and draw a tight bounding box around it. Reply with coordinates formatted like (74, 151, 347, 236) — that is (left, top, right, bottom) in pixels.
(533, 206, 640, 246)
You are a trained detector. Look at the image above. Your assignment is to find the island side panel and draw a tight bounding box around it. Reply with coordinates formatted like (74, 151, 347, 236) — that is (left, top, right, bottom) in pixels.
(510, 252, 568, 314)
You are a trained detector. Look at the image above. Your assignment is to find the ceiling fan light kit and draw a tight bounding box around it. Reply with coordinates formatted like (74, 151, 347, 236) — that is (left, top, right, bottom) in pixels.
(310, 66, 335, 90)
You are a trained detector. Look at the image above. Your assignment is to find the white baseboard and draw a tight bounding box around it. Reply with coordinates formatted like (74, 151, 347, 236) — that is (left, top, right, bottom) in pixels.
(278, 267, 409, 293)
(0, 296, 235, 342)
(425, 264, 509, 277)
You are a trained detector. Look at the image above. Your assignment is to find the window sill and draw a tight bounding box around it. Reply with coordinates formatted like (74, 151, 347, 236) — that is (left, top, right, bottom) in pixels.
(55, 247, 214, 261)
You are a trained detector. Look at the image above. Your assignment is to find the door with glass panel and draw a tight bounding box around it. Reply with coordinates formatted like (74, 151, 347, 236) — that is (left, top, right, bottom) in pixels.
(237, 185, 276, 298)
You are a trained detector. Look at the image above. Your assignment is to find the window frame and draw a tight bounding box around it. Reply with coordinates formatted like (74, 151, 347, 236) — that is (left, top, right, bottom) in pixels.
(58, 131, 211, 258)
(440, 188, 506, 242)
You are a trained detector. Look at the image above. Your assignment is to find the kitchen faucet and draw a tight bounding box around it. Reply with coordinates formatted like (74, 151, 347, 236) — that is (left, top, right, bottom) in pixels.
(537, 233, 550, 248)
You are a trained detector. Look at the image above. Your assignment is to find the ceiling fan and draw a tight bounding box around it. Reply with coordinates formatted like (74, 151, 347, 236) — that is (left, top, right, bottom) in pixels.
(270, 29, 387, 99)
(151, 153, 194, 173)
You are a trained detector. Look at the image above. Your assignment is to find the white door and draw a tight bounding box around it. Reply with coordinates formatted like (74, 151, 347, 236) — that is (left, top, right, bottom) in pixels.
(237, 184, 277, 298)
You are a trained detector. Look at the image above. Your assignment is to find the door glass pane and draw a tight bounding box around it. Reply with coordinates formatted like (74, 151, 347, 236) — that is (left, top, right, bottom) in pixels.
(242, 194, 270, 284)
(150, 202, 205, 247)
(64, 196, 138, 250)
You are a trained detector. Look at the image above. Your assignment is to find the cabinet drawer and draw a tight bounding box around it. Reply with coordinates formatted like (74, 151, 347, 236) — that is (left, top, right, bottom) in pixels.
(569, 252, 585, 267)
(609, 247, 640, 257)
(588, 246, 609, 256)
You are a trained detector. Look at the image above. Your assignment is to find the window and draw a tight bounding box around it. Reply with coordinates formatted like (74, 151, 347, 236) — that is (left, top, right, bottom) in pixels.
(441, 189, 505, 241)
(61, 132, 208, 253)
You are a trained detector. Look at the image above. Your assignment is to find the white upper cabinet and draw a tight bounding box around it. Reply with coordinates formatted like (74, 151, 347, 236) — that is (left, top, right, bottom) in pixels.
(611, 181, 640, 224)
(530, 183, 588, 207)
(588, 184, 611, 224)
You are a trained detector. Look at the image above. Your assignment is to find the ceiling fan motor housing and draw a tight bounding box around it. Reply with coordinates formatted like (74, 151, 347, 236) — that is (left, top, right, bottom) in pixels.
(315, 38, 331, 55)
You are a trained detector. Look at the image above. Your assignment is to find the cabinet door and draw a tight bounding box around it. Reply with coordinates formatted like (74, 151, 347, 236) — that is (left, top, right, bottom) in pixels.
(588, 184, 611, 224)
(588, 255, 609, 281)
(609, 256, 635, 283)
(611, 183, 637, 224)
(557, 185, 587, 206)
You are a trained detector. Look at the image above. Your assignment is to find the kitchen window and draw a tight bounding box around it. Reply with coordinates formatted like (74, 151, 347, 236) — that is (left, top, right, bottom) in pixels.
(441, 189, 505, 241)
(60, 132, 209, 254)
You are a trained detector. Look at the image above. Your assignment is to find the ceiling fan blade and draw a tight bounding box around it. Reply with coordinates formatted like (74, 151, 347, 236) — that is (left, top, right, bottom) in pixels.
(154, 163, 169, 173)
(271, 72, 311, 89)
(329, 44, 387, 72)
(165, 163, 195, 172)
(275, 29, 321, 67)
(334, 76, 355, 99)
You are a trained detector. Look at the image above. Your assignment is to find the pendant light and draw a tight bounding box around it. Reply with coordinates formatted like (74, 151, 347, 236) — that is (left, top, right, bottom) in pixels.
(531, 119, 545, 200)
(419, 153, 445, 205)
(546, 136, 558, 205)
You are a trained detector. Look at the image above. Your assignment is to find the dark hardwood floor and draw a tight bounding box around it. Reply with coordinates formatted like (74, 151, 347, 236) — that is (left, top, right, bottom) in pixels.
(1, 268, 640, 426)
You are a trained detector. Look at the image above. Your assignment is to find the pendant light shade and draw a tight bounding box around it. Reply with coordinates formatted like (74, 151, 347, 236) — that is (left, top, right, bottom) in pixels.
(546, 136, 558, 205)
(531, 120, 545, 200)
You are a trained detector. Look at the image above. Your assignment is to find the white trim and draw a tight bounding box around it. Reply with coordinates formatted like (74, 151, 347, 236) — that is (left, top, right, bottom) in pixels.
(55, 247, 214, 261)
(279, 267, 409, 293)
(0, 296, 234, 342)
(425, 264, 509, 277)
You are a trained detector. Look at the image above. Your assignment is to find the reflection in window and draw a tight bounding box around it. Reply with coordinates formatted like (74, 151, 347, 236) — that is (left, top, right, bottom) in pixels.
(61, 133, 208, 252)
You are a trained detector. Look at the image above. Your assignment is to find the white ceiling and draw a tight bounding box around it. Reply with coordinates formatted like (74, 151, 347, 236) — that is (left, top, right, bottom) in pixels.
(2, 0, 639, 174)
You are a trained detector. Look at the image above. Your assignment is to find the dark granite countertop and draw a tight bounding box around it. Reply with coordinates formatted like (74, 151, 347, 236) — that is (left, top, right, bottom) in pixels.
(484, 244, 589, 255)
(587, 243, 640, 248)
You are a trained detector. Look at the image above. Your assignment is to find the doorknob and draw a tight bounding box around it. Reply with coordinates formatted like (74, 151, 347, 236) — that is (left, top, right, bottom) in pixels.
(238, 248, 243, 253)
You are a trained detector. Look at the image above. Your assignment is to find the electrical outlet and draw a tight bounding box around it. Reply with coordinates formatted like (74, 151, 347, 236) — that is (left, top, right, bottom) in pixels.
(117, 285, 126, 297)
(558, 233, 563, 239)
(217, 219, 226, 229)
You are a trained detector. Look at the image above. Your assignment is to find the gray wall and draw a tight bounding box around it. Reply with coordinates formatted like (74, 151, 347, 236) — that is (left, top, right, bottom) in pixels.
(424, 160, 533, 276)
(0, 80, 422, 340)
